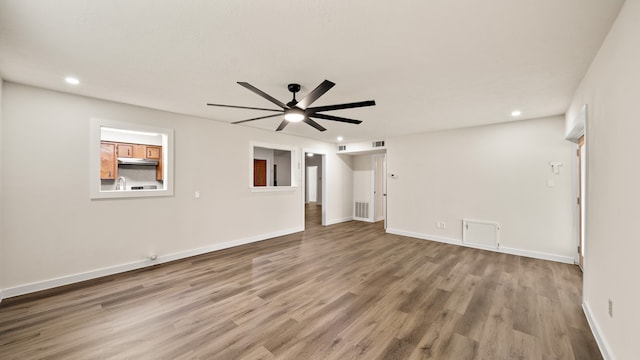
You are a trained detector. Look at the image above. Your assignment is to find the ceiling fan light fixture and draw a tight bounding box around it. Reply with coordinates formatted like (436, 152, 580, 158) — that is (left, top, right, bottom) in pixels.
(284, 108, 304, 122)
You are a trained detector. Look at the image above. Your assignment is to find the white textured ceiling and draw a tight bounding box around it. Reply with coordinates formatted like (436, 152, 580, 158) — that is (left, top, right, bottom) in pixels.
(0, 0, 624, 143)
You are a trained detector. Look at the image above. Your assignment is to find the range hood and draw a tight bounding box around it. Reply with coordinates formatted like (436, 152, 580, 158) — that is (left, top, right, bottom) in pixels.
(117, 157, 159, 166)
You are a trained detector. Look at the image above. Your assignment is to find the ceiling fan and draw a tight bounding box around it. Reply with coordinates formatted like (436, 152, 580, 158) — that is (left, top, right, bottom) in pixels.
(207, 80, 375, 132)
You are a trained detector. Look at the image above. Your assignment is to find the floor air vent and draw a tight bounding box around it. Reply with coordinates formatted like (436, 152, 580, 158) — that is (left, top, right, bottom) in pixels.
(355, 202, 369, 218)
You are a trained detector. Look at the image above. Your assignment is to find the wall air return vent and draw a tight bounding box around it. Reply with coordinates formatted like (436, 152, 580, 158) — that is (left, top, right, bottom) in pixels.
(338, 145, 347, 151)
(355, 202, 369, 219)
(372, 140, 385, 148)
(462, 219, 500, 250)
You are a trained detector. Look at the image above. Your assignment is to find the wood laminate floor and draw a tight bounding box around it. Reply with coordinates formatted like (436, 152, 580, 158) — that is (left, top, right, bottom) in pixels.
(0, 203, 601, 359)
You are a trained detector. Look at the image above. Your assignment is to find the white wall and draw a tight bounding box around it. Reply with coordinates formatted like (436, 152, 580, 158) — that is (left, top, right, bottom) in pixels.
(566, 2, 639, 359)
(273, 150, 291, 186)
(353, 154, 374, 221)
(0, 82, 353, 297)
(328, 154, 354, 224)
(386, 116, 575, 262)
(101, 128, 163, 146)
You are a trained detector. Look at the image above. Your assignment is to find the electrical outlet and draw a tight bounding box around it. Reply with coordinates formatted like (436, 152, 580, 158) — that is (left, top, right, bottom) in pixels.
(608, 299, 613, 318)
(441, 222, 446, 229)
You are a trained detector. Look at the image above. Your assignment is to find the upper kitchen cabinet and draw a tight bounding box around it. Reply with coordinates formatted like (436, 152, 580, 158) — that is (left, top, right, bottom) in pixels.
(100, 142, 117, 179)
(133, 144, 146, 158)
(146, 146, 161, 160)
(116, 143, 134, 158)
(146, 146, 163, 180)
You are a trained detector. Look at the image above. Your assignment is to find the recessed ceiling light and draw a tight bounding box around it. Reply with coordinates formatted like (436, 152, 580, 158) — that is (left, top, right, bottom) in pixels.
(511, 110, 522, 117)
(337, 136, 343, 142)
(65, 76, 80, 85)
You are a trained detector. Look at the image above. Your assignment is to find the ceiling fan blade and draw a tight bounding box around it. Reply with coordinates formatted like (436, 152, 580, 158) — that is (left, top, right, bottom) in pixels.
(295, 80, 335, 110)
(303, 118, 327, 132)
(275, 120, 289, 131)
(232, 113, 283, 124)
(307, 100, 376, 113)
(237, 82, 288, 109)
(311, 113, 363, 125)
(206, 103, 282, 112)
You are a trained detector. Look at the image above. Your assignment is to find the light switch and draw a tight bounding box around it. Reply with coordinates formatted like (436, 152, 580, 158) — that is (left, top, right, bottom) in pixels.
(195, 191, 200, 198)
(546, 180, 555, 188)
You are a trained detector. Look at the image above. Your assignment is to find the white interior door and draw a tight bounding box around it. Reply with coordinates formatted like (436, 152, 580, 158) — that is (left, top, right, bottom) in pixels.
(374, 155, 386, 223)
(307, 166, 318, 203)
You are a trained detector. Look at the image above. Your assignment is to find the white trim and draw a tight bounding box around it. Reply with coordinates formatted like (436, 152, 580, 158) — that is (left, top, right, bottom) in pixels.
(386, 228, 574, 264)
(0, 290, 4, 304)
(249, 186, 297, 192)
(386, 228, 462, 246)
(353, 216, 375, 223)
(498, 246, 574, 264)
(0, 227, 302, 300)
(250, 141, 299, 188)
(583, 300, 615, 360)
(325, 216, 353, 226)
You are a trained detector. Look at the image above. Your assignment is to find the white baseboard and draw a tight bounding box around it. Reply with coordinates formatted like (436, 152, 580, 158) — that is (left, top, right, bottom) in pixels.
(385, 228, 575, 264)
(353, 216, 374, 223)
(386, 228, 463, 246)
(498, 246, 574, 264)
(583, 300, 614, 360)
(326, 216, 353, 225)
(0, 227, 303, 300)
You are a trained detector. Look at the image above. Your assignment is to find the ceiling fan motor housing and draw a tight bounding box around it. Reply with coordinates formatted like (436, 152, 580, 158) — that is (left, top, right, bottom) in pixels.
(287, 83, 301, 94)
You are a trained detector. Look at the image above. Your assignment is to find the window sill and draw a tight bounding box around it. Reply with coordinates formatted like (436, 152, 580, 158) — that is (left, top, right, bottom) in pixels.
(91, 189, 173, 199)
(250, 186, 297, 193)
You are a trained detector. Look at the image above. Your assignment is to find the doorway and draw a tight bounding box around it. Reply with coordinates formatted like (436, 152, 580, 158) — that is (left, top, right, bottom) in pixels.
(304, 152, 326, 228)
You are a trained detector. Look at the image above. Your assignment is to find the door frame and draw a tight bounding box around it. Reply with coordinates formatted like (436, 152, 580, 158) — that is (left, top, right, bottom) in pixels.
(567, 104, 587, 272)
(577, 135, 585, 270)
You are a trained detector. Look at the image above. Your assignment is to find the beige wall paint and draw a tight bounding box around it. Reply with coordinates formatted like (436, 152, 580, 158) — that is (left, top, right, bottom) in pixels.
(0, 82, 353, 293)
(386, 116, 575, 260)
(353, 154, 374, 221)
(329, 154, 355, 224)
(566, 2, 639, 358)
